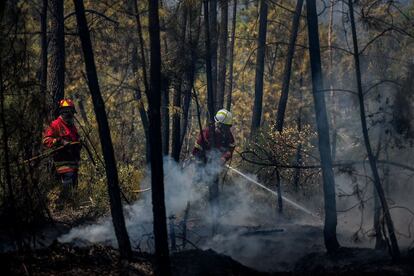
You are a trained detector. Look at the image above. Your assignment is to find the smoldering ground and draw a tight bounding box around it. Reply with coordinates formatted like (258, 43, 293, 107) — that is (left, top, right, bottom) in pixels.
(58, 153, 329, 272)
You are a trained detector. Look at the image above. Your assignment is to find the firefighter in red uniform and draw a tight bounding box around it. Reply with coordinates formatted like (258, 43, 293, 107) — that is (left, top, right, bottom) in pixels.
(43, 99, 81, 200)
(193, 109, 235, 164)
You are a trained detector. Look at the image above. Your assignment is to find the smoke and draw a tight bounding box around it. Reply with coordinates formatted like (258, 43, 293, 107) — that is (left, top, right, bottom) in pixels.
(59, 152, 248, 246)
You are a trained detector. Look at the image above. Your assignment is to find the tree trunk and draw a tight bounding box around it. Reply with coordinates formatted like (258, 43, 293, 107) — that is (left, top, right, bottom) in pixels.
(348, 0, 400, 259)
(276, 170, 283, 214)
(210, 0, 218, 112)
(275, 0, 303, 132)
(161, 76, 169, 156)
(171, 7, 188, 162)
(217, 0, 228, 109)
(226, 0, 237, 111)
(148, 0, 172, 273)
(73, 0, 132, 259)
(306, 0, 340, 253)
(250, 0, 268, 136)
(40, 0, 47, 102)
(133, 0, 149, 96)
(48, 0, 65, 110)
(328, 0, 337, 160)
(0, 49, 22, 251)
(204, 0, 216, 123)
(171, 82, 182, 162)
(131, 43, 150, 163)
(180, 6, 200, 149)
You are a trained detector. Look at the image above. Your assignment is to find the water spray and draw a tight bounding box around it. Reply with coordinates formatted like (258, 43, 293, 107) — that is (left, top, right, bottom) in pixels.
(226, 165, 320, 218)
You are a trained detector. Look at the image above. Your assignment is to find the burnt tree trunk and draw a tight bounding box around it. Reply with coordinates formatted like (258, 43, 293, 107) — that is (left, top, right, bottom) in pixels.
(148, 0, 172, 273)
(133, 0, 149, 96)
(226, 0, 237, 111)
(0, 48, 22, 251)
(180, 6, 200, 149)
(275, 0, 303, 131)
(250, 0, 268, 135)
(161, 76, 169, 156)
(40, 0, 47, 101)
(204, 0, 216, 123)
(328, 0, 337, 160)
(217, 0, 228, 109)
(210, 0, 218, 111)
(306, 0, 340, 253)
(348, 0, 400, 259)
(48, 0, 65, 111)
(131, 45, 150, 163)
(73, 0, 132, 259)
(171, 7, 188, 162)
(171, 82, 182, 162)
(131, 0, 150, 162)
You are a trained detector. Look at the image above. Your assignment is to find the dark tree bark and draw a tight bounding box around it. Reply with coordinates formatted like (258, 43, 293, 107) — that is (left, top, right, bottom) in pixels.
(210, 0, 218, 111)
(161, 76, 170, 156)
(131, 44, 150, 163)
(148, 0, 172, 273)
(180, 5, 200, 149)
(133, 0, 149, 96)
(348, 0, 400, 259)
(275, 0, 304, 131)
(129, 0, 150, 162)
(48, 0, 65, 109)
(306, 0, 340, 253)
(171, 82, 182, 162)
(217, 0, 228, 109)
(171, 7, 187, 162)
(73, 0, 132, 259)
(225, 0, 237, 111)
(293, 76, 304, 191)
(328, 0, 337, 160)
(204, 0, 216, 123)
(40, 0, 47, 100)
(250, 0, 268, 135)
(0, 48, 22, 251)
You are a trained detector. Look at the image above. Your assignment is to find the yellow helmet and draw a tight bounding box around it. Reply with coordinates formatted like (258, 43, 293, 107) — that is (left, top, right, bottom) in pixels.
(214, 109, 233, 126)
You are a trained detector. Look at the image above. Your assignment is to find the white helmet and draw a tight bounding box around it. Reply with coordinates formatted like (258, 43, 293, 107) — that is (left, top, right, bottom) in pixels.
(214, 109, 233, 126)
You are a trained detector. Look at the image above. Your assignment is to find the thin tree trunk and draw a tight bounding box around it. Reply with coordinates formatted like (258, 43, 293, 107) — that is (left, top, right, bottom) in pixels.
(210, 0, 218, 111)
(250, 0, 268, 136)
(328, 0, 337, 160)
(275, 0, 303, 131)
(348, 0, 400, 259)
(293, 78, 303, 191)
(161, 76, 169, 156)
(171, 7, 188, 162)
(217, 0, 228, 109)
(306, 0, 340, 253)
(171, 81, 182, 162)
(374, 122, 386, 249)
(148, 0, 171, 273)
(133, 0, 149, 96)
(276, 170, 283, 214)
(48, 0, 65, 110)
(226, 0, 237, 111)
(180, 6, 200, 149)
(131, 45, 150, 163)
(40, 0, 47, 101)
(204, 0, 215, 123)
(73, 0, 132, 259)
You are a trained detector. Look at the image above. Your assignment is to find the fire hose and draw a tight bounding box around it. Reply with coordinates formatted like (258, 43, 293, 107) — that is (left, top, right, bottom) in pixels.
(225, 165, 320, 218)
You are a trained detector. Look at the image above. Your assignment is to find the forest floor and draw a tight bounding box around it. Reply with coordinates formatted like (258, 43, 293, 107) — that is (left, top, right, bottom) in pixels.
(2, 217, 414, 275)
(2, 239, 414, 275)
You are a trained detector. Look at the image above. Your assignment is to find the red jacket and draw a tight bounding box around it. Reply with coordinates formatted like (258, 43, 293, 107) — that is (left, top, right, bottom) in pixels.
(43, 116, 81, 174)
(192, 127, 235, 161)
